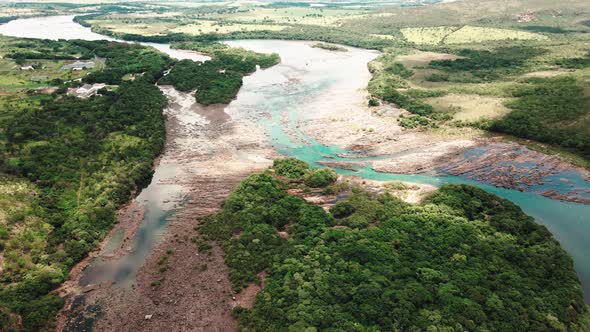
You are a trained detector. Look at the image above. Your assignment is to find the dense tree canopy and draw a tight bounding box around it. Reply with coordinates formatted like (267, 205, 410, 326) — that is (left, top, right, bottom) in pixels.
(201, 161, 588, 331)
(0, 39, 170, 331)
(158, 42, 280, 105)
(491, 76, 590, 157)
(430, 47, 547, 81)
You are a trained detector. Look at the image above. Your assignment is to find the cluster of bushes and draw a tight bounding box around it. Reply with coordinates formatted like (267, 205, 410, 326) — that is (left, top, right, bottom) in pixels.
(491, 76, 590, 157)
(555, 52, 590, 69)
(368, 54, 411, 97)
(380, 87, 434, 116)
(0, 40, 170, 331)
(430, 46, 547, 81)
(201, 162, 588, 331)
(518, 25, 576, 34)
(272, 158, 309, 178)
(424, 72, 450, 82)
(273, 158, 338, 188)
(77, 40, 174, 84)
(311, 42, 348, 52)
(158, 42, 279, 105)
(385, 62, 414, 79)
(367, 54, 438, 125)
(398, 114, 434, 128)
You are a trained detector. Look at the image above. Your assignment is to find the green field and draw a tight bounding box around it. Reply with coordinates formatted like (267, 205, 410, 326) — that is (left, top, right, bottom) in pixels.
(401, 25, 548, 45)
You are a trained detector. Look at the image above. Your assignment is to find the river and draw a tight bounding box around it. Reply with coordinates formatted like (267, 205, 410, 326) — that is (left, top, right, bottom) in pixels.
(1, 15, 589, 302)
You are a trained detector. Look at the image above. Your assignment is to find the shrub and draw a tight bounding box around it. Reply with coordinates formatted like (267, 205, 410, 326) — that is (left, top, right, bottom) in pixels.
(368, 98, 380, 107)
(330, 201, 356, 218)
(385, 63, 414, 79)
(399, 115, 433, 128)
(304, 168, 338, 188)
(381, 87, 433, 116)
(425, 73, 449, 82)
(430, 47, 547, 80)
(273, 158, 309, 178)
(491, 76, 589, 156)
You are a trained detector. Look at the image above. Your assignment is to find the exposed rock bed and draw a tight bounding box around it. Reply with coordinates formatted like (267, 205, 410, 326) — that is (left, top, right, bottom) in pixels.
(57, 87, 276, 332)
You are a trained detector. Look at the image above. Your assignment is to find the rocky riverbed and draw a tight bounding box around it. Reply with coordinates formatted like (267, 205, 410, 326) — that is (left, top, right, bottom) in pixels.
(57, 86, 276, 331)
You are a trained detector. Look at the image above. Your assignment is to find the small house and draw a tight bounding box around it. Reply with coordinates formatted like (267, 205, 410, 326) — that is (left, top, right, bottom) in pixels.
(61, 61, 95, 70)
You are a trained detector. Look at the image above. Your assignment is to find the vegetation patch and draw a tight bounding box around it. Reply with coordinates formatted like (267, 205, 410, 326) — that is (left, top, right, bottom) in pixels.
(207, 7, 367, 27)
(554, 52, 590, 69)
(311, 42, 348, 52)
(201, 162, 588, 331)
(401, 26, 547, 45)
(518, 25, 579, 34)
(0, 39, 171, 331)
(159, 42, 279, 105)
(395, 51, 460, 67)
(169, 21, 286, 35)
(429, 47, 548, 81)
(400, 26, 458, 45)
(492, 76, 590, 157)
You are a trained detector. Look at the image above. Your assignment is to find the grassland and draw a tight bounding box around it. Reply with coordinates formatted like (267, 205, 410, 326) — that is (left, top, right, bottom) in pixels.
(401, 25, 548, 45)
(169, 20, 286, 35)
(81, 6, 370, 40)
(363, 1, 590, 159)
(425, 93, 512, 121)
(206, 7, 367, 26)
(400, 26, 458, 44)
(444, 25, 548, 43)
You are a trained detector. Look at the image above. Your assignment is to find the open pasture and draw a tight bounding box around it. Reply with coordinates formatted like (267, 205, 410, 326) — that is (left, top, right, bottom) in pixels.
(205, 7, 367, 26)
(401, 25, 548, 45)
(169, 20, 286, 35)
(425, 93, 512, 121)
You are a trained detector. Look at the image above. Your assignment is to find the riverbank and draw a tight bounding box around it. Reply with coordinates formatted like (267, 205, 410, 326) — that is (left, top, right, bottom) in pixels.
(57, 86, 276, 331)
(296, 81, 590, 204)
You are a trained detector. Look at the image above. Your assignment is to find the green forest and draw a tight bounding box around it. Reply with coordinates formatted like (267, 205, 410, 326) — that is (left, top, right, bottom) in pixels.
(0, 39, 171, 331)
(200, 159, 588, 331)
(492, 77, 590, 157)
(159, 42, 279, 104)
(0, 34, 284, 331)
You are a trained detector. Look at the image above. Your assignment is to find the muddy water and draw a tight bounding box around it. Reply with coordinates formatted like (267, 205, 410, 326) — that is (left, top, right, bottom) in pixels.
(2, 16, 590, 300)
